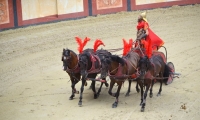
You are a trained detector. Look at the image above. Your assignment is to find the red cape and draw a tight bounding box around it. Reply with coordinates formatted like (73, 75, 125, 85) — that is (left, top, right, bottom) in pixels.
(148, 28, 164, 50)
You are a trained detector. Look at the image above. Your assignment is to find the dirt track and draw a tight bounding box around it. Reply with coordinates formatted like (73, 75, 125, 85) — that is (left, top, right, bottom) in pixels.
(0, 4, 200, 120)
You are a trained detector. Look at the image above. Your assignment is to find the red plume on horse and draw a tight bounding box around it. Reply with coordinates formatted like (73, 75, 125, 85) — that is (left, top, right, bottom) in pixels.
(75, 37, 90, 53)
(93, 39, 105, 52)
(122, 38, 133, 56)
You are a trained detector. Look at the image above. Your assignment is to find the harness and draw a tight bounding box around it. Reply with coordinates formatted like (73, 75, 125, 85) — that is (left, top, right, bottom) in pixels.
(87, 53, 101, 74)
(108, 57, 137, 80)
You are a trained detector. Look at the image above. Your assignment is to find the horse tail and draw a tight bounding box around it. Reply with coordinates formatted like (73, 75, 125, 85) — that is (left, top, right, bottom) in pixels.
(163, 64, 171, 82)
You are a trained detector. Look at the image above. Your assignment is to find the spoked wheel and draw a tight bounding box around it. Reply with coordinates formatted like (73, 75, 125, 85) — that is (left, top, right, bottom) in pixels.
(166, 62, 175, 85)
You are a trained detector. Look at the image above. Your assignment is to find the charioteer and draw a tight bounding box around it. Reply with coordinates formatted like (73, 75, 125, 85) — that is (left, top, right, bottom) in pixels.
(135, 11, 164, 59)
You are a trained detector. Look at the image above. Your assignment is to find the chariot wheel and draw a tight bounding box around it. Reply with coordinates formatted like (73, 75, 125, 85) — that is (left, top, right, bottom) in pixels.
(166, 62, 175, 85)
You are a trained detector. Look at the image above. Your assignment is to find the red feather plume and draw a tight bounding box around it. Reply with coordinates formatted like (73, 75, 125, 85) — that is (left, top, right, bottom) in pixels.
(75, 37, 90, 53)
(82, 37, 90, 49)
(75, 37, 83, 53)
(122, 39, 133, 56)
(93, 39, 105, 52)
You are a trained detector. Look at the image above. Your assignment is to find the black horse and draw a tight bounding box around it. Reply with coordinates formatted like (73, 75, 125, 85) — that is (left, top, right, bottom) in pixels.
(138, 55, 171, 112)
(78, 48, 111, 106)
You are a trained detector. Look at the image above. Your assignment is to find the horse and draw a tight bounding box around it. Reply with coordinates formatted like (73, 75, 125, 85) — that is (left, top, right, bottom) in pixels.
(138, 54, 171, 112)
(62, 48, 82, 100)
(77, 48, 110, 106)
(125, 48, 147, 96)
(101, 50, 140, 108)
(95, 49, 111, 91)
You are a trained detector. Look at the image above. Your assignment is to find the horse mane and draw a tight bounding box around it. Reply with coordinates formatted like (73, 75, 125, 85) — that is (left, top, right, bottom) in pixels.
(75, 37, 90, 53)
(110, 55, 125, 66)
(93, 39, 105, 52)
(80, 51, 91, 60)
(96, 49, 111, 56)
(123, 39, 133, 56)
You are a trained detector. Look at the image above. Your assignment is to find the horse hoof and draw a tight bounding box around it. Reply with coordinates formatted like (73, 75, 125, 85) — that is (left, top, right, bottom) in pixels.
(94, 94, 98, 99)
(105, 83, 109, 87)
(69, 97, 73, 100)
(137, 89, 140, 93)
(149, 94, 153, 98)
(125, 93, 130, 97)
(141, 108, 145, 112)
(112, 102, 118, 108)
(78, 102, 82, 106)
(157, 93, 161, 96)
(69, 95, 74, 100)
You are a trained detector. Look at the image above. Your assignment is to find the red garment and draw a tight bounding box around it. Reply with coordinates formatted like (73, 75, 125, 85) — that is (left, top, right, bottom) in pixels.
(136, 21, 164, 58)
(148, 28, 164, 50)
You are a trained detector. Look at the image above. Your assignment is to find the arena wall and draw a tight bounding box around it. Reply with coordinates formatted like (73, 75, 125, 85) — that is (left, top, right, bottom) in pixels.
(0, 0, 200, 30)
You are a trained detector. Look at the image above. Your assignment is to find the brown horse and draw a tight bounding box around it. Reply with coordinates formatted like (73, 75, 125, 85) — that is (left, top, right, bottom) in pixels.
(125, 48, 146, 96)
(101, 50, 140, 108)
(138, 54, 171, 112)
(62, 48, 81, 100)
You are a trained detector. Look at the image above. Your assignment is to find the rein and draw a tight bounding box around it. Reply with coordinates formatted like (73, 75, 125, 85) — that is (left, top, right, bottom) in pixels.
(107, 48, 123, 53)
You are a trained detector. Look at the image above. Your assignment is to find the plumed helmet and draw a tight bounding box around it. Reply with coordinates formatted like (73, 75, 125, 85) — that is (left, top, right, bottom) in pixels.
(140, 11, 147, 22)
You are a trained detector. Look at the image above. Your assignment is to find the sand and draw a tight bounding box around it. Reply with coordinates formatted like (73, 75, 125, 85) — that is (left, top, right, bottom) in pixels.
(0, 4, 200, 120)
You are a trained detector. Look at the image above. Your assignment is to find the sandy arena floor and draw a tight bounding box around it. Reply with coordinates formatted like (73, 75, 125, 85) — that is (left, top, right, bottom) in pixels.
(0, 4, 200, 120)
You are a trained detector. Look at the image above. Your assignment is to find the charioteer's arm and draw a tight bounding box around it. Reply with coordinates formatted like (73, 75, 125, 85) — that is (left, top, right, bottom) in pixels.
(137, 22, 149, 40)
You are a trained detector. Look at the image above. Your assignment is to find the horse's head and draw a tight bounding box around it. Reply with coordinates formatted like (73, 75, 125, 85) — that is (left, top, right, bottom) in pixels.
(99, 55, 111, 79)
(79, 52, 90, 77)
(138, 56, 150, 79)
(62, 48, 72, 71)
(102, 55, 125, 75)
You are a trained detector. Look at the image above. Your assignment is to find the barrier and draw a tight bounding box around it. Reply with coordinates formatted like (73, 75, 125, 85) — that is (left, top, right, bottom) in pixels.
(0, 0, 200, 30)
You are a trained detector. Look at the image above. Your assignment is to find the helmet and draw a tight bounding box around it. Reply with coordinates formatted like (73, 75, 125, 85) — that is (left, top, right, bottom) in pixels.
(140, 11, 147, 22)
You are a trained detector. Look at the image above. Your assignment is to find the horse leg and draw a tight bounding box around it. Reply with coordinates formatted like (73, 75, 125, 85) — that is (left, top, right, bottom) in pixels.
(104, 80, 109, 87)
(97, 75, 108, 96)
(108, 79, 115, 96)
(108, 79, 115, 107)
(138, 81, 144, 106)
(78, 77, 86, 106)
(157, 80, 163, 96)
(89, 82, 92, 89)
(149, 79, 155, 98)
(97, 82, 104, 97)
(125, 79, 132, 96)
(69, 74, 80, 100)
(136, 80, 140, 93)
(88, 74, 98, 99)
(141, 80, 150, 112)
(157, 74, 163, 96)
(69, 80, 79, 100)
(112, 82, 122, 108)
